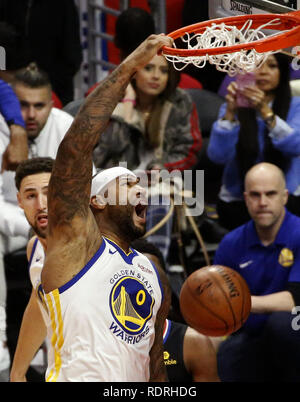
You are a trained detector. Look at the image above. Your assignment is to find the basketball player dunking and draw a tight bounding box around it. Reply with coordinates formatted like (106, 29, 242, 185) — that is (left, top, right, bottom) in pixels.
(39, 34, 172, 382)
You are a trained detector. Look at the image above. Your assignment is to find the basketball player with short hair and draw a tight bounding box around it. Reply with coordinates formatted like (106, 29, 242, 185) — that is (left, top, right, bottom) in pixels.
(39, 34, 172, 382)
(10, 157, 53, 382)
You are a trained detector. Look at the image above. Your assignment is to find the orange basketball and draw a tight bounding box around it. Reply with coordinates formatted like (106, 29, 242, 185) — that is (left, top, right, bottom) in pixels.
(179, 265, 251, 336)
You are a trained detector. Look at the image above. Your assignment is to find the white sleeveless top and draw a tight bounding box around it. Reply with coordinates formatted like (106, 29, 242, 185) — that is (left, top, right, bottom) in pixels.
(28, 237, 50, 326)
(28, 237, 44, 291)
(42, 237, 164, 382)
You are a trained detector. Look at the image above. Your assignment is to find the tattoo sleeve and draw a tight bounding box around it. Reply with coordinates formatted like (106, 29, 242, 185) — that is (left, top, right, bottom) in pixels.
(47, 65, 133, 231)
(149, 267, 171, 382)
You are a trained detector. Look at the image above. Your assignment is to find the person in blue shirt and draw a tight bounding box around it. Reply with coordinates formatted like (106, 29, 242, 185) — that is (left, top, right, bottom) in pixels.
(214, 162, 300, 382)
(207, 53, 300, 230)
(0, 79, 28, 171)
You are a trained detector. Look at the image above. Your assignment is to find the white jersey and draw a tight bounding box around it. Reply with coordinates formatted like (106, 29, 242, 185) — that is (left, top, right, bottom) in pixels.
(28, 237, 45, 291)
(28, 237, 49, 326)
(42, 237, 164, 382)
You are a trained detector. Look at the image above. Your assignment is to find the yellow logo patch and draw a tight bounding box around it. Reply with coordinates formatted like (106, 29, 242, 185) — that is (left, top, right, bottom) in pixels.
(164, 351, 169, 360)
(278, 248, 294, 267)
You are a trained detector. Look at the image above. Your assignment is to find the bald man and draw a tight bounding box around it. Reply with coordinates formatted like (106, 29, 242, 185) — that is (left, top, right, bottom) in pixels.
(214, 162, 300, 382)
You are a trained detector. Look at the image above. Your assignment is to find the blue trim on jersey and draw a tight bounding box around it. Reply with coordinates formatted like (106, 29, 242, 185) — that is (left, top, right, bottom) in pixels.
(163, 319, 172, 345)
(59, 239, 106, 294)
(104, 237, 138, 265)
(28, 237, 39, 272)
(149, 260, 164, 304)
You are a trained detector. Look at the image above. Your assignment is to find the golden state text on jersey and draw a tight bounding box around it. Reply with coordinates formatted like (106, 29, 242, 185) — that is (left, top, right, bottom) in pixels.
(42, 237, 164, 382)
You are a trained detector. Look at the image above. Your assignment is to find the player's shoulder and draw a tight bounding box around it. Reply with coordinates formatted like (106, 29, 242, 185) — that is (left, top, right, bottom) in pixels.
(282, 210, 300, 243)
(185, 325, 208, 343)
(26, 235, 38, 261)
(285, 210, 300, 227)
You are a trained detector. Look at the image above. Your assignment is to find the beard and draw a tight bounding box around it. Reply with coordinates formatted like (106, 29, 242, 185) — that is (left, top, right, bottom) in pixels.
(32, 225, 47, 239)
(25, 213, 47, 239)
(108, 204, 146, 242)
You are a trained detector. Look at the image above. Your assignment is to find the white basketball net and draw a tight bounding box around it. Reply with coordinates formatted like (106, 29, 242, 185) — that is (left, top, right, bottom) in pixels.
(163, 18, 285, 76)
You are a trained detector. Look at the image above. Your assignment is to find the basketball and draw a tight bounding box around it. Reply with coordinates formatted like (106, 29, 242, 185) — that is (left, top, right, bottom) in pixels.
(179, 265, 251, 337)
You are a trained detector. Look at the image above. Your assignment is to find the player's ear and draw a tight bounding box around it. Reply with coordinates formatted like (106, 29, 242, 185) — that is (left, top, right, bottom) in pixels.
(90, 194, 106, 210)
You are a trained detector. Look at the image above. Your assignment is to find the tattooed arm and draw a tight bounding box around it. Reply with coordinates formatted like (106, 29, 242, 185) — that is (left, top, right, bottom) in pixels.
(42, 34, 173, 293)
(48, 34, 173, 230)
(149, 265, 171, 382)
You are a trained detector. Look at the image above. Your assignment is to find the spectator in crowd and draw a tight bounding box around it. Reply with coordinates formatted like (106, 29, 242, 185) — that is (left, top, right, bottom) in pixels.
(214, 162, 300, 382)
(92, 54, 201, 172)
(79, 7, 202, 106)
(0, 64, 73, 376)
(92, 52, 202, 262)
(0, 0, 82, 105)
(207, 53, 300, 230)
(113, 6, 202, 91)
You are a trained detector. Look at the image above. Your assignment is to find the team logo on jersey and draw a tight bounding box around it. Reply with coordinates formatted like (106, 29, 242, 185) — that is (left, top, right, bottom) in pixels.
(278, 248, 294, 267)
(110, 276, 155, 335)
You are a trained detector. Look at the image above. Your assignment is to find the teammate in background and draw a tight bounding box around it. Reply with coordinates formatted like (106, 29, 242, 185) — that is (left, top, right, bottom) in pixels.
(40, 34, 172, 382)
(163, 319, 220, 382)
(10, 157, 53, 382)
(131, 238, 220, 382)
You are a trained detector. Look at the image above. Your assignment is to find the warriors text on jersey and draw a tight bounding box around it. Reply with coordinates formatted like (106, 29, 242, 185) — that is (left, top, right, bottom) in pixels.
(41, 237, 164, 382)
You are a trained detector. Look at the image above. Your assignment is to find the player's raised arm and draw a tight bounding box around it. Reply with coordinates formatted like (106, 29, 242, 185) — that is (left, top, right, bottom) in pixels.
(47, 34, 173, 233)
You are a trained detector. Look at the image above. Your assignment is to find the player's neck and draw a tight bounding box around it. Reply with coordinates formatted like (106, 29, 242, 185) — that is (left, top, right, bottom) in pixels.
(101, 230, 130, 253)
(38, 236, 47, 251)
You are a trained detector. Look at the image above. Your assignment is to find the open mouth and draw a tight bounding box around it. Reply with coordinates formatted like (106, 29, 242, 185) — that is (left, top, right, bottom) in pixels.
(37, 213, 48, 227)
(134, 203, 147, 222)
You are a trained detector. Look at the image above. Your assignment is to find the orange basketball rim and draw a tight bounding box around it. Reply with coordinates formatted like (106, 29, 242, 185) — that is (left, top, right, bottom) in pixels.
(162, 9, 300, 57)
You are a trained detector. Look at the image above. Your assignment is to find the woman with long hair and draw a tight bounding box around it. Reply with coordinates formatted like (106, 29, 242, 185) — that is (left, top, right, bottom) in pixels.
(93, 54, 202, 172)
(207, 53, 300, 230)
(93, 54, 202, 262)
